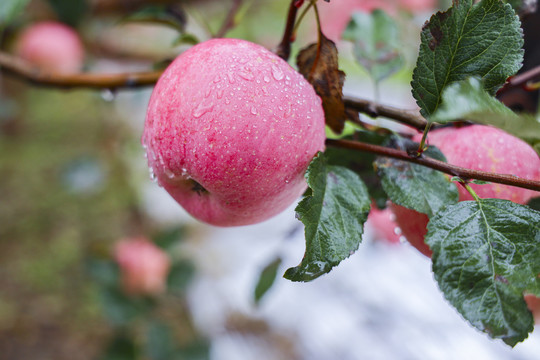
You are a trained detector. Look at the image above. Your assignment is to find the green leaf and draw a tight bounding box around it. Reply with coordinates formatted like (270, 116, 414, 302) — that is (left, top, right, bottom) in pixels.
(100, 333, 138, 360)
(0, 0, 31, 26)
(375, 138, 459, 217)
(528, 197, 540, 211)
(431, 77, 540, 152)
(325, 131, 389, 208)
(342, 9, 404, 82)
(254, 257, 282, 305)
(145, 321, 174, 360)
(284, 153, 371, 282)
(122, 5, 187, 33)
(411, 0, 524, 118)
(167, 260, 195, 295)
(172, 33, 200, 46)
(426, 199, 540, 346)
(47, 0, 87, 27)
(99, 288, 155, 326)
(153, 226, 184, 251)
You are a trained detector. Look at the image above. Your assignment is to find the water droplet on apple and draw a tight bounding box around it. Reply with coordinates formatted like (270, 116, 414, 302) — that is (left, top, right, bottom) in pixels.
(217, 89, 224, 99)
(193, 103, 214, 118)
(394, 227, 402, 235)
(148, 166, 157, 182)
(205, 88, 212, 98)
(213, 74, 221, 83)
(238, 68, 254, 81)
(263, 75, 271, 83)
(271, 65, 284, 80)
(227, 72, 235, 84)
(250, 106, 258, 115)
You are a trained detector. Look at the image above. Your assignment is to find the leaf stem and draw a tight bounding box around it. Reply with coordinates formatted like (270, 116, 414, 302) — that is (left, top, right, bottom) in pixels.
(326, 138, 540, 193)
(416, 122, 432, 156)
(462, 182, 481, 201)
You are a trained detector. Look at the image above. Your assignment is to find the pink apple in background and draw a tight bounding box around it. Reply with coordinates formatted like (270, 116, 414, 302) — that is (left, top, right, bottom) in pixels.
(524, 294, 540, 324)
(15, 21, 84, 74)
(391, 125, 540, 258)
(143, 38, 326, 227)
(366, 206, 402, 244)
(115, 237, 171, 296)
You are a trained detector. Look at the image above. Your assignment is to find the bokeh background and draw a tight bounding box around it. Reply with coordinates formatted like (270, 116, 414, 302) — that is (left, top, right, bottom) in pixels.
(1, 0, 540, 359)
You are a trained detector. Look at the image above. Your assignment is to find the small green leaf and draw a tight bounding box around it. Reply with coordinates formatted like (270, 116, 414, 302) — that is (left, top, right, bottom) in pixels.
(342, 9, 404, 82)
(153, 226, 184, 251)
(0, 0, 31, 26)
(47, 0, 87, 27)
(145, 321, 174, 360)
(167, 260, 195, 295)
(284, 153, 371, 282)
(426, 199, 540, 346)
(431, 77, 540, 152)
(100, 333, 138, 360)
(254, 257, 282, 304)
(325, 131, 389, 208)
(172, 33, 200, 46)
(375, 138, 459, 217)
(122, 5, 187, 33)
(528, 197, 540, 211)
(411, 0, 524, 117)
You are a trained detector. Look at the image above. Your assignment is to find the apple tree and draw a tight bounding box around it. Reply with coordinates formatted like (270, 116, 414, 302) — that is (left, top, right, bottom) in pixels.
(1, 0, 540, 349)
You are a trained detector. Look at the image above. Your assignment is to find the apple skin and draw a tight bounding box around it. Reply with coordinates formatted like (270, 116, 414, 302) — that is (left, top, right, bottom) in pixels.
(367, 206, 402, 244)
(15, 21, 84, 74)
(391, 125, 540, 257)
(143, 39, 326, 226)
(115, 237, 171, 296)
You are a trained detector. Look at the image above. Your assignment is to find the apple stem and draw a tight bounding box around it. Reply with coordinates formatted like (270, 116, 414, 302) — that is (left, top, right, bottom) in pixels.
(292, 1, 315, 38)
(326, 138, 540, 193)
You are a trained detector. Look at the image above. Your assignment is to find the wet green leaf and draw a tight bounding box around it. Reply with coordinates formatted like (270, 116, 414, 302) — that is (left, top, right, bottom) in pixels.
(426, 199, 540, 346)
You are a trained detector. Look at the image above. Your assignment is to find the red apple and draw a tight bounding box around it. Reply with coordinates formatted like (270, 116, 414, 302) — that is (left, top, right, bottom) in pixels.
(115, 237, 171, 296)
(143, 39, 326, 226)
(15, 21, 84, 74)
(391, 125, 540, 257)
(367, 206, 402, 244)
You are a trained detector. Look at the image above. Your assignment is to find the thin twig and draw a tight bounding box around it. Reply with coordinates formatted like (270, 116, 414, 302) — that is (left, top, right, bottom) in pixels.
(0, 51, 162, 89)
(498, 64, 540, 93)
(276, 0, 300, 61)
(215, 0, 244, 38)
(326, 138, 540, 193)
(343, 96, 428, 131)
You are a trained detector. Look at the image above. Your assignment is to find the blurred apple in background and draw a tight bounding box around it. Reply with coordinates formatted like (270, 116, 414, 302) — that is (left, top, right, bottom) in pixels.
(15, 21, 85, 74)
(114, 237, 171, 296)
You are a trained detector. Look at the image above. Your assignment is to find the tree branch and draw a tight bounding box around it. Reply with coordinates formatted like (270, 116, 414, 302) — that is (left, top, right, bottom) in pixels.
(326, 138, 540, 193)
(343, 96, 428, 131)
(498, 64, 540, 93)
(0, 51, 162, 89)
(276, 0, 300, 61)
(215, 0, 243, 38)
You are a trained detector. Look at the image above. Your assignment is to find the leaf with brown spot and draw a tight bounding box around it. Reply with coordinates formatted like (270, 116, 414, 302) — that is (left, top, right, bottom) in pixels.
(296, 34, 346, 134)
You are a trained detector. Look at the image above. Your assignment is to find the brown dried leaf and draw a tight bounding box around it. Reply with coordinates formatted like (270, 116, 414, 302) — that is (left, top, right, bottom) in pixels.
(296, 34, 346, 134)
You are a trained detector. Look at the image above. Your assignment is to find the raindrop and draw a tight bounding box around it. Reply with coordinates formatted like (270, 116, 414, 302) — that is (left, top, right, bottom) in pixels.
(101, 89, 116, 102)
(263, 75, 271, 83)
(394, 227, 402, 236)
(193, 103, 214, 118)
(217, 89, 224, 99)
(250, 106, 258, 115)
(213, 74, 221, 83)
(227, 72, 235, 84)
(271, 64, 284, 80)
(205, 88, 212, 98)
(239, 68, 254, 81)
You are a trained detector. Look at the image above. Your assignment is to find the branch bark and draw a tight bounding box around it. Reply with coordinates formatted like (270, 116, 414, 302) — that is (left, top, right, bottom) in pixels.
(276, 0, 300, 61)
(326, 138, 540, 193)
(343, 96, 428, 131)
(0, 52, 162, 89)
